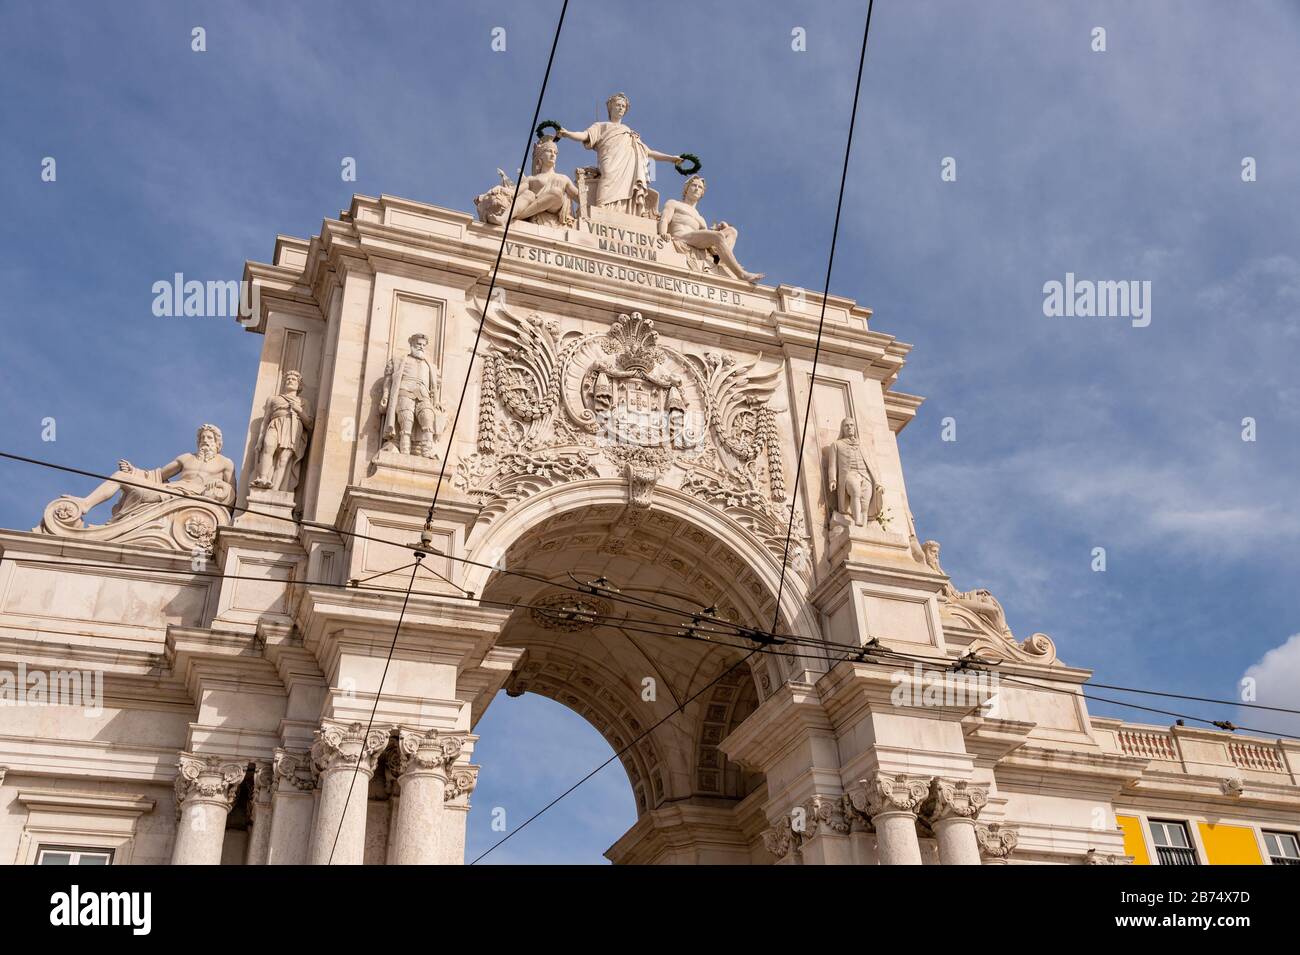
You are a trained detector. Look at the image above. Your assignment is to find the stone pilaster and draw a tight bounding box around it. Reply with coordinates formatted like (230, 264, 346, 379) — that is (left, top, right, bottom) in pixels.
(244, 760, 275, 865)
(307, 721, 390, 865)
(841, 792, 878, 864)
(170, 753, 246, 865)
(849, 772, 931, 865)
(922, 778, 988, 865)
(975, 822, 1019, 865)
(389, 729, 466, 865)
(266, 748, 315, 864)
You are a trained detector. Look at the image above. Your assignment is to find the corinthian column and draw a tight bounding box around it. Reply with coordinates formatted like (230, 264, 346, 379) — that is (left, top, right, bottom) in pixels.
(850, 773, 931, 865)
(922, 778, 988, 865)
(266, 749, 315, 864)
(170, 753, 246, 865)
(307, 722, 390, 865)
(390, 729, 466, 865)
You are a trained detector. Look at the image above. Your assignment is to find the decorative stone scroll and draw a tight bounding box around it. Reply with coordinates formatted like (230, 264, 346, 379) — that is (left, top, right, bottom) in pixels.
(922, 539, 1058, 665)
(36, 423, 236, 554)
(457, 303, 810, 575)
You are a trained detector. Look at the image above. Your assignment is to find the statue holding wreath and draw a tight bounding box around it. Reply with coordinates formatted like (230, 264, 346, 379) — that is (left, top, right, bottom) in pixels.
(556, 92, 686, 219)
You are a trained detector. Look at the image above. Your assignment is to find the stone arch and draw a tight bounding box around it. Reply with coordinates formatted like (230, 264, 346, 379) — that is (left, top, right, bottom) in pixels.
(465, 479, 823, 820)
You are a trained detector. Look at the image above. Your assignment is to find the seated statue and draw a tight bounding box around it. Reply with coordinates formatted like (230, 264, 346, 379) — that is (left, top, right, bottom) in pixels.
(921, 539, 1011, 636)
(56, 423, 237, 526)
(659, 176, 764, 284)
(474, 139, 578, 229)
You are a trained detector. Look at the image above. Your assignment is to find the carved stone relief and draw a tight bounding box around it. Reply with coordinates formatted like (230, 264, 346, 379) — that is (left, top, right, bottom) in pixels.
(456, 304, 810, 576)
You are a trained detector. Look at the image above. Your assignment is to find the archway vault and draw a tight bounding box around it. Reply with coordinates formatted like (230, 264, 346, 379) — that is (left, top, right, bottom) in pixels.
(467, 480, 813, 816)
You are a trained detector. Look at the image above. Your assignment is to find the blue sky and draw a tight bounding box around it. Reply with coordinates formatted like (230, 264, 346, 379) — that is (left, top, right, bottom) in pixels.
(2, 1, 1298, 863)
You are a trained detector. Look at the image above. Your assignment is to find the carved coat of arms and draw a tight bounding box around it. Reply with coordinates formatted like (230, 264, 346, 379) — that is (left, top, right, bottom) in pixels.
(456, 303, 809, 575)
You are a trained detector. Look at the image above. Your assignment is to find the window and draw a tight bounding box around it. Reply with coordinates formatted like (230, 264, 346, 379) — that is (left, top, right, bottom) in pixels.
(1149, 820, 1198, 865)
(1263, 831, 1300, 866)
(36, 846, 113, 866)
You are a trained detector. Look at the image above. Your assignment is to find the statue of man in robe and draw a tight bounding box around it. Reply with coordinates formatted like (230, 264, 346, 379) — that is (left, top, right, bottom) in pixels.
(827, 417, 882, 526)
(557, 92, 684, 217)
(252, 369, 314, 493)
(57, 424, 236, 524)
(381, 333, 442, 457)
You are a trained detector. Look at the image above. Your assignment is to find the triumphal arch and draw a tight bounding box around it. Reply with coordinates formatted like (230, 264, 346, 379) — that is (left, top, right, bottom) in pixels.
(2, 96, 1297, 866)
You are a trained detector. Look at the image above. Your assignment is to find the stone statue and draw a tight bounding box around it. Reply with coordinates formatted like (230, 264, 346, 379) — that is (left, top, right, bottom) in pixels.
(251, 369, 313, 493)
(826, 418, 881, 525)
(660, 176, 765, 284)
(381, 333, 442, 457)
(474, 139, 578, 228)
(921, 540, 1012, 636)
(57, 424, 236, 524)
(558, 92, 683, 218)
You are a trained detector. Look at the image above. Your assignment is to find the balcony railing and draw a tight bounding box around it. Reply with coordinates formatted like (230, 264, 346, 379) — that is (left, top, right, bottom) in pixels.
(1117, 729, 1179, 761)
(1270, 856, 1300, 865)
(1228, 741, 1285, 773)
(1155, 846, 1199, 866)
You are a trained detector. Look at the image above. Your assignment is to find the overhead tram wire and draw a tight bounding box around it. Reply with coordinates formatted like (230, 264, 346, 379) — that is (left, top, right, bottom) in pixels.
(325, 0, 572, 864)
(10, 553, 1300, 737)
(0, 449, 836, 653)
(469, 0, 881, 864)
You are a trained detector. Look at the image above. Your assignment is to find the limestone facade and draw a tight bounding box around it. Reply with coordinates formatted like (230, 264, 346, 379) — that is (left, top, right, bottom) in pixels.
(1, 137, 1297, 865)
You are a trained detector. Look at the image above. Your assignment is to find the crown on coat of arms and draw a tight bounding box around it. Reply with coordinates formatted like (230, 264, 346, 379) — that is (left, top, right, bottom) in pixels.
(606, 312, 662, 375)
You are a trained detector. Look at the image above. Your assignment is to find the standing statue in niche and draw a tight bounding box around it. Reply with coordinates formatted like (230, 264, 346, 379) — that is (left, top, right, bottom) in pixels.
(827, 417, 883, 526)
(381, 334, 443, 458)
(55, 424, 236, 524)
(557, 92, 685, 218)
(252, 369, 314, 493)
(660, 176, 765, 284)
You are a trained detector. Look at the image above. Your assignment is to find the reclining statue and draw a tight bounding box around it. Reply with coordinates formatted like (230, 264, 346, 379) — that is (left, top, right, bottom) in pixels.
(54, 423, 237, 527)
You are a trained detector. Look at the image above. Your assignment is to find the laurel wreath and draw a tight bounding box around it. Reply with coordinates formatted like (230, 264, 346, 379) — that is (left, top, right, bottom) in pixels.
(674, 153, 702, 176)
(535, 120, 562, 141)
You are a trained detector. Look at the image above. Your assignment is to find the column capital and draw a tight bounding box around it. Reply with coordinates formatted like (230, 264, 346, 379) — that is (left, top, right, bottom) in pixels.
(252, 760, 275, 804)
(273, 748, 316, 792)
(393, 728, 467, 778)
(761, 818, 802, 862)
(922, 778, 989, 824)
(310, 721, 390, 778)
(849, 772, 932, 818)
(174, 753, 246, 817)
(975, 823, 1019, 861)
(803, 793, 850, 837)
(445, 766, 479, 802)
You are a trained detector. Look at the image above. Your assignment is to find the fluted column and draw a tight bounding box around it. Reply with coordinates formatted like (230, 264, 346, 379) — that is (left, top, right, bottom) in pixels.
(922, 778, 988, 865)
(390, 729, 466, 865)
(244, 761, 275, 865)
(266, 749, 315, 864)
(851, 773, 930, 865)
(171, 753, 246, 865)
(975, 823, 1019, 865)
(307, 722, 390, 866)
